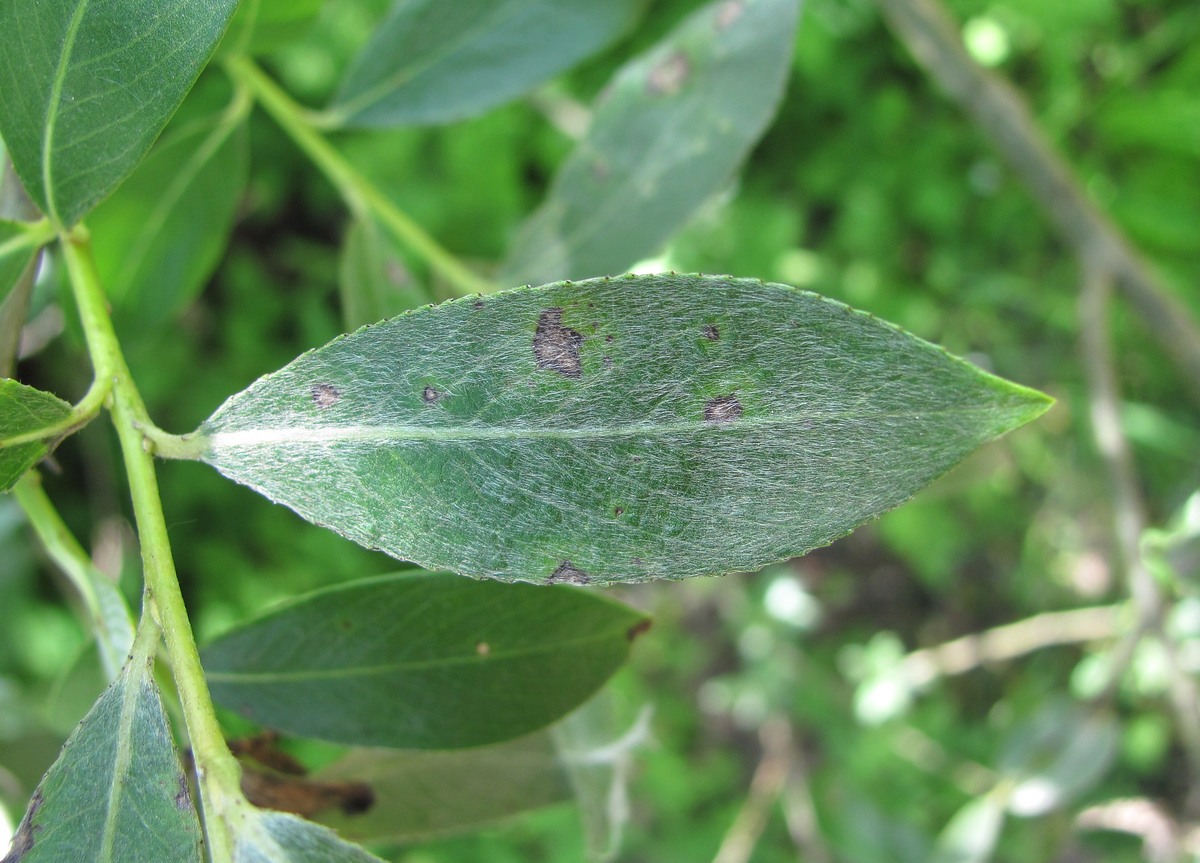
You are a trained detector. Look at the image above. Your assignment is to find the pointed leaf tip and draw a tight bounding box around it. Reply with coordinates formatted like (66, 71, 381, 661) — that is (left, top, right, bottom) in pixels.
(196, 274, 1051, 584)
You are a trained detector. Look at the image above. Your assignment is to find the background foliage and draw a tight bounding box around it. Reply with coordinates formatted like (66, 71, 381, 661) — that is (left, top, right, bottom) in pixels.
(2, 0, 1199, 860)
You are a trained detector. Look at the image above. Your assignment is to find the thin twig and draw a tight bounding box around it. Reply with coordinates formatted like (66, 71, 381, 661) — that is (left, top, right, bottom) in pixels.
(899, 605, 1123, 688)
(874, 0, 1200, 404)
(1079, 264, 1200, 774)
(712, 717, 793, 863)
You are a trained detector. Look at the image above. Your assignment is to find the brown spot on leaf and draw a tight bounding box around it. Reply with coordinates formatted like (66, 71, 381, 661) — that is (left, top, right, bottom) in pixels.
(476, 641, 490, 657)
(4, 789, 42, 861)
(605, 334, 614, 344)
(715, 0, 745, 29)
(647, 51, 691, 96)
(311, 383, 341, 409)
(627, 619, 653, 641)
(175, 774, 194, 812)
(422, 385, 442, 404)
(705, 394, 743, 423)
(702, 324, 720, 340)
(472, 297, 485, 310)
(547, 561, 590, 585)
(603, 356, 613, 367)
(534, 308, 583, 378)
(614, 506, 625, 516)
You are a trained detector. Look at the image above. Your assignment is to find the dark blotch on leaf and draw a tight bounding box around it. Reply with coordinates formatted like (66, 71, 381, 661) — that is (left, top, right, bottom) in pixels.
(175, 774, 193, 812)
(311, 383, 341, 409)
(614, 506, 625, 516)
(534, 308, 583, 378)
(705, 394, 743, 423)
(547, 561, 590, 586)
(472, 298, 485, 310)
(4, 789, 43, 861)
(647, 51, 691, 96)
(422, 385, 442, 404)
(627, 619, 652, 641)
(702, 324, 720, 340)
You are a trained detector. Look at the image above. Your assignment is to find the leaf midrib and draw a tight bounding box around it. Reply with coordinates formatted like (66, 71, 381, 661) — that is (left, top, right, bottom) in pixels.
(204, 404, 1010, 450)
(205, 627, 633, 684)
(42, 0, 91, 226)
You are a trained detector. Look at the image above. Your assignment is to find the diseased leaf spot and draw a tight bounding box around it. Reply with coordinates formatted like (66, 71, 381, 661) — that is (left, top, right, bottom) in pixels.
(472, 298, 485, 310)
(476, 641, 490, 657)
(422, 385, 443, 404)
(534, 308, 583, 378)
(627, 619, 652, 641)
(715, 0, 745, 30)
(648, 51, 691, 96)
(704, 394, 743, 423)
(614, 506, 625, 516)
(175, 774, 193, 812)
(310, 383, 341, 409)
(5, 788, 43, 861)
(547, 561, 590, 585)
(702, 324, 720, 340)
(603, 356, 613, 367)
(605, 335, 614, 344)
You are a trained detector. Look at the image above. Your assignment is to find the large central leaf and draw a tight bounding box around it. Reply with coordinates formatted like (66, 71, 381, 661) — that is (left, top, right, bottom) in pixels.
(188, 274, 1051, 584)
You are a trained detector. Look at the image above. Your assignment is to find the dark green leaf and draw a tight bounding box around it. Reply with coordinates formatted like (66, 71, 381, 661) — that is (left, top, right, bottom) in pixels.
(325, 0, 641, 128)
(0, 0, 238, 226)
(2, 629, 202, 863)
(189, 274, 1052, 583)
(0, 380, 72, 493)
(0, 222, 42, 310)
(338, 215, 431, 330)
(89, 77, 249, 328)
(314, 732, 571, 842)
(502, 0, 799, 285)
(233, 810, 384, 863)
(203, 572, 649, 747)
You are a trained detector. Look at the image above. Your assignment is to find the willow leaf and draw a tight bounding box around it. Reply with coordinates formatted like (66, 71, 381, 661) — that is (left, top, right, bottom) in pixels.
(326, 0, 641, 128)
(233, 810, 384, 863)
(0, 380, 72, 493)
(2, 625, 202, 863)
(185, 274, 1052, 584)
(314, 732, 571, 843)
(202, 572, 649, 748)
(0, 0, 237, 226)
(502, 0, 799, 286)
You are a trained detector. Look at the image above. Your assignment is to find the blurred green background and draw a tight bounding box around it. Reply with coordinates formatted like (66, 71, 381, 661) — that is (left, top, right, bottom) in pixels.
(3, 0, 1200, 860)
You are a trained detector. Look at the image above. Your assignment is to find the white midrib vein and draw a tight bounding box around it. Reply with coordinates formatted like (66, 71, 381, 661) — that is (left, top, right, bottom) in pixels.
(98, 656, 142, 862)
(42, 0, 92, 226)
(204, 405, 1001, 450)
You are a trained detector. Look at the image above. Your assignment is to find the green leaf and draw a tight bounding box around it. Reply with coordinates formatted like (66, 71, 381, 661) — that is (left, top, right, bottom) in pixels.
(325, 0, 642, 128)
(314, 731, 571, 843)
(202, 572, 649, 747)
(0, 0, 238, 227)
(338, 214, 432, 330)
(89, 77, 249, 329)
(189, 274, 1052, 583)
(0, 221, 43, 309)
(502, 0, 799, 286)
(2, 626, 202, 863)
(233, 810, 384, 863)
(0, 380, 73, 493)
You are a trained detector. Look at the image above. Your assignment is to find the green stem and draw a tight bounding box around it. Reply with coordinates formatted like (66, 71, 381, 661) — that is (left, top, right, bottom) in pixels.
(13, 471, 135, 681)
(224, 55, 493, 297)
(61, 231, 243, 863)
(0, 217, 56, 257)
